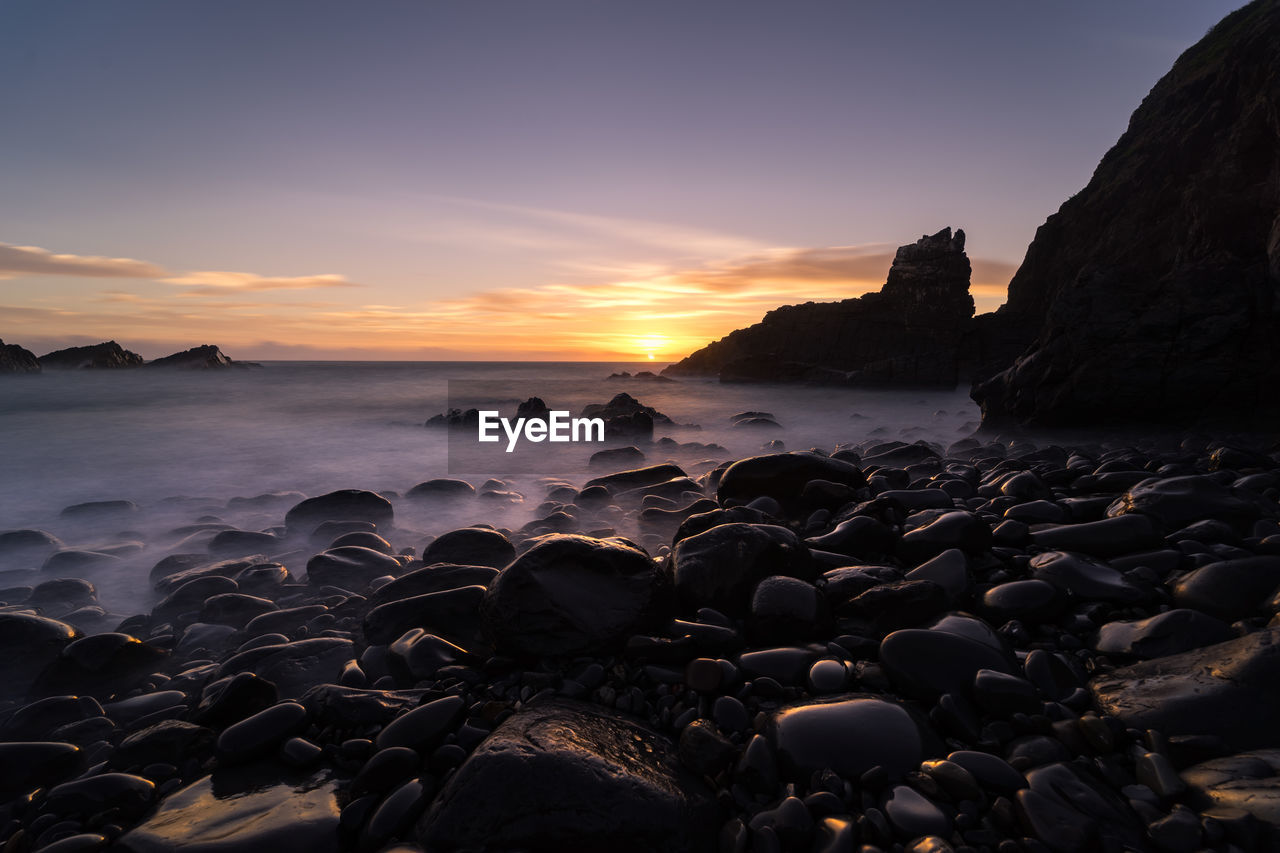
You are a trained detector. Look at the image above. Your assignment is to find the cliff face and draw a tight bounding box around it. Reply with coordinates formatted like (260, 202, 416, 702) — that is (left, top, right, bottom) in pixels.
(663, 228, 975, 386)
(39, 341, 144, 370)
(0, 339, 40, 373)
(974, 0, 1280, 427)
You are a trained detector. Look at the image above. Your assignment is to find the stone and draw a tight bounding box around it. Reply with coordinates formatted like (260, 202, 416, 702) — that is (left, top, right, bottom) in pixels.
(0, 528, 63, 568)
(1014, 762, 1147, 852)
(880, 625, 1017, 700)
(1091, 626, 1280, 752)
(1181, 749, 1280, 826)
(417, 699, 720, 852)
(364, 563, 498, 610)
(386, 629, 470, 682)
(1028, 551, 1145, 603)
(1172, 556, 1280, 620)
(363, 584, 487, 647)
(0, 612, 78, 701)
(111, 720, 215, 771)
(46, 772, 155, 818)
(716, 452, 866, 514)
(980, 579, 1065, 623)
(375, 695, 466, 751)
(672, 523, 809, 616)
(0, 741, 84, 798)
(199, 593, 278, 629)
(884, 784, 951, 838)
(770, 695, 939, 782)
(897, 511, 992, 565)
(904, 548, 970, 601)
(305, 545, 401, 589)
(1107, 475, 1273, 532)
(420, 527, 515, 568)
(805, 515, 896, 560)
(216, 702, 308, 764)
(115, 768, 339, 853)
(481, 534, 663, 658)
(218, 637, 355, 698)
(1029, 514, 1162, 557)
(406, 479, 476, 500)
(284, 490, 393, 538)
(749, 575, 829, 642)
(1093, 609, 1235, 659)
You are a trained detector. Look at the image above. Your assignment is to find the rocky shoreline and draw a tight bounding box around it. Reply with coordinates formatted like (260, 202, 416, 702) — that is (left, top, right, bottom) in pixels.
(2, 431, 1280, 852)
(0, 341, 260, 372)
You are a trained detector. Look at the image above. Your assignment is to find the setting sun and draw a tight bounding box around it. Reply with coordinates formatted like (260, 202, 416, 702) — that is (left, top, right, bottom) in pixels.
(635, 334, 668, 359)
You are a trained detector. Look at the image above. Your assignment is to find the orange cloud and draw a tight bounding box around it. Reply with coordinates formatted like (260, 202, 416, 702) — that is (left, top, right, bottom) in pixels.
(0, 242, 169, 279)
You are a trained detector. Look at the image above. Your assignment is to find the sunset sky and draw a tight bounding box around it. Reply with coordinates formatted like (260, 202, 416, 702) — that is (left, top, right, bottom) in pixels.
(0, 0, 1244, 361)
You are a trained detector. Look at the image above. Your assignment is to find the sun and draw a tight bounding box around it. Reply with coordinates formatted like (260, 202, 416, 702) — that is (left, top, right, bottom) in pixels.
(634, 334, 668, 360)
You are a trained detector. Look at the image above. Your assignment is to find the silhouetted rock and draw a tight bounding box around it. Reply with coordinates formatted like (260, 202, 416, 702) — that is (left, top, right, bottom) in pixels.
(0, 338, 41, 373)
(39, 340, 143, 369)
(663, 228, 974, 386)
(973, 0, 1280, 427)
(145, 344, 261, 369)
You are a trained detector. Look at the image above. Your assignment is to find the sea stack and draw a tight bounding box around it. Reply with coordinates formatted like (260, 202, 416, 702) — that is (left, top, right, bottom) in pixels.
(38, 341, 144, 370)
(663, 227, 975, 386)
(0, 339, 40, 373)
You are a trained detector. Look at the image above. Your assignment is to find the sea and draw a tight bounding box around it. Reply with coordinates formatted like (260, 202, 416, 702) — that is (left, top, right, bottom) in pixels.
(0, 361, 980, 611)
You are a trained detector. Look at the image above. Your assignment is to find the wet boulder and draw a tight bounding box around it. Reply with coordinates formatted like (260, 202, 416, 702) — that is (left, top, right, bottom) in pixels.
(284, 490, 393, 538)
(672, 523, 810, 617)
(417, 699, 720, 853)
(421, 527, 515, 568)
(481, 534, 663, 658)
(717, 452, 866, 515)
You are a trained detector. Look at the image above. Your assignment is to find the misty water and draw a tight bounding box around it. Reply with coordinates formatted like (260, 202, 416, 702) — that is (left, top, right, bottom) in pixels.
(0, 362, 979, 614)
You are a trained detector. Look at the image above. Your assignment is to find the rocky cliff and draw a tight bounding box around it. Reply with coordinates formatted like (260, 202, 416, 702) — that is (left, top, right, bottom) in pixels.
(39, 341, 144, 370)
(663, 228, 975, 386)
(973, 0, 1280, 427)
(0, 339, 40, 373)
(144, 345, 261, 369)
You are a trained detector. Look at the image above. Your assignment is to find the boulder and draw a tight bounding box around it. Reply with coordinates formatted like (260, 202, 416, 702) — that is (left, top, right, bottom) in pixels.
(417, 699, 720, 853)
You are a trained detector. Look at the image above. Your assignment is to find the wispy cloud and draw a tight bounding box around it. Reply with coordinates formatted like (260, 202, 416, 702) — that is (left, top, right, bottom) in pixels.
(0, 242, 169, 279)
(163, 271, 361, 292)
(0, 240, 359, 294)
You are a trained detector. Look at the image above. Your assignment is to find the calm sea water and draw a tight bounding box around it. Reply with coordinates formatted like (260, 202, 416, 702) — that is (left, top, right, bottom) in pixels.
(0, 362, 979, 610)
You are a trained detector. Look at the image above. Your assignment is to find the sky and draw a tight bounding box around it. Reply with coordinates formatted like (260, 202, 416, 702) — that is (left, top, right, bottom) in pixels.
(0, 0, 1248, 361)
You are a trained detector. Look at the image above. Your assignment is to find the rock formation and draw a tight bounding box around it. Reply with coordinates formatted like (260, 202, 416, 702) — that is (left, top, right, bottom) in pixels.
(144, 344, 261, 369)
(38, 341, 143, 370)
(0, 338, 40, 373)
(663, 228, 975, 386)
(973, 0, 1280, 427)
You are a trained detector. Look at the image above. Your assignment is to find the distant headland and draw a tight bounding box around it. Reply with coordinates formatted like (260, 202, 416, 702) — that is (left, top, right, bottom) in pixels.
(0, 340, 260, 372)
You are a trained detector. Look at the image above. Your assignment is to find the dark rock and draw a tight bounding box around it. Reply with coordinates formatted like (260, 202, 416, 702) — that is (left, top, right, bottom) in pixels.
(841, 580, 950, 632)
(144, 344, 260, 369)
(154, 575, 240, 621)
(406, 479, 475, 500)
(584, 463, 687, 494)
(1094, 608, 1235, 659)
(672, 523, 809, 616)
(421, 527, 514, 568)
(364, 563, 498, 610)
(38, 340, 143, 369)
(749, 575, 829, 642)
(1014, 762, 1147, 852)
(880, 621, 1017, 700)
(770, 695, 940, 782)
(717, 452, 866, 514)
(1028, 551, 1145, 603)
(664, 228, 976, 387)
(0, 528, 63, 567)
(884, 784, 951, 838)
(364, 584, 487, 647)
(374, 694, 466, 752)
(216, 701, 308, 764)
(590, 445, 647, 471)
(386, 629, 471, 682)
(33, 632, 167, 699)
(897, 511, 992, 565)
(207, 529, 278, 558)
(115, 768, 339, 853)
(1107, 475, 1273, 532)
(59, 499, 139, 521)
(805, 515, 896, 559)
(973, 1, 1280, 428)
(1091, 626, 1280, 752)
(284, 490, 393, 538)
(305, 545, 401, 589)
(199, 592, 278, 628)
(0, 337, 40, 372)
(0, 612, 78, 701)
(301, 684, 420, 729)
(417, 699, 720, 853)
(581, 392, 674, 425)
(111, 720, 215, 771)
(218, 637, 355, 698)
(481, 534, 661, 658)
(945, 750, 1027, 797)
(980, 579, 1065, 623)
(0, 741, 84, 798)
(351, 746, 421, 796)
(1171, 555, 1280, 620)
(1180, 749, 1280, 830)
(1029, 514, 1162, 557)
(46, 772, 155, 818)
(678, 719, 738, 776)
